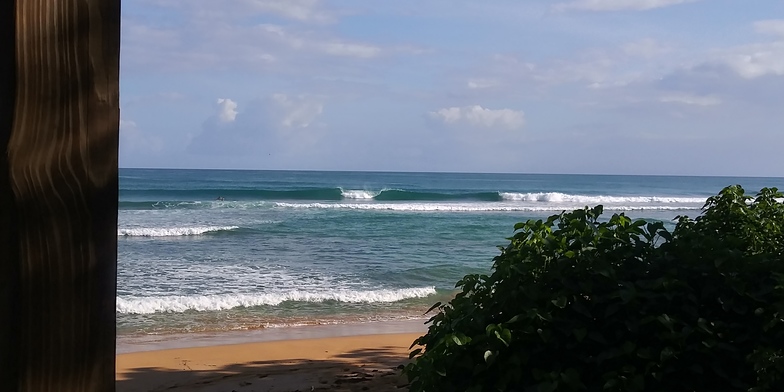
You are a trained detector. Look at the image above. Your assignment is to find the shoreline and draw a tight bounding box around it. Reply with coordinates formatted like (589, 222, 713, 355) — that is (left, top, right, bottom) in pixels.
(117, 318, 429, 354)
(117, 325, 426, 391)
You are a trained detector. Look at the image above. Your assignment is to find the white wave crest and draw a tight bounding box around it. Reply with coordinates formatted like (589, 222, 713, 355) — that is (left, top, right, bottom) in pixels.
(498, 192, 705, 204)
(341, 189, 378, 199)
(116, 287, 437, 314)
(118, 226, 239, 237)
(274, 202, 700, 212)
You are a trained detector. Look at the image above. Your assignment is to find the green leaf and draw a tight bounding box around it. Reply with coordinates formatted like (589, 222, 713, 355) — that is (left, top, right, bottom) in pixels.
(484, 350, 495, 364)
(605, 303, 620, 317)
(451, 334, 471, 346)
(589, 331, 608, 344)
(425, 301, 442, 314)
(603, 379, 619, 390)
(506, 314, 522, 324)
(657, 314, 674, 331)
(630, 374, 645, 391)
(561, 368, 582, 389)
(660, 347, 675, 361)
(636, 348, 651, 359)
(619, 288, 635, 304)
(537, 381, 558, 392)
(495, 328, 512, 347)
(622, 341, 636, 354)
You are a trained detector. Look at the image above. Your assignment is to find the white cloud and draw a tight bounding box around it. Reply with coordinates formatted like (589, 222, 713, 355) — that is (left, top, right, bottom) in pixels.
(720, 42, 784, 79)
(122, 91, 187, 108)
(124, 22, 181, 48)
(754, 19, 784, 37)
(257, 24, 305, 48)
(659, 93, 721, 106)
(480, 49, 653, 91)
(467, 79, 499, 89)
(271, 94, 324, 128)
(187, 94, 326, 157)
(535, 52, 621, 86)
(123, 10, 387, 74)
(120, 119, 137, 131)
(553, 0, 698, 12)
(258, 24, 381, 58)
(120, 120, 163, 153)
(239, 0, 333, 23)
(622, 39, 672, 58)
(319, 42, 381, 58)
(217, 98, 238, 122)
(430, 105, 525, 130)
(148, 0, 333, 23)
(711, 20, 784, 79)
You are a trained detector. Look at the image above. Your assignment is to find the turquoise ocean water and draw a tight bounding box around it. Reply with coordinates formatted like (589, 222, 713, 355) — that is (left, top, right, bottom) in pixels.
(117, 169, 784, 338)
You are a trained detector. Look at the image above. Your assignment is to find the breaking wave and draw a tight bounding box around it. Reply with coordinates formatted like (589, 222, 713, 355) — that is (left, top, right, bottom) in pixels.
(117, 226, 240, 237)
(120, 189, 707, 211)
(116, 287, 438, 314)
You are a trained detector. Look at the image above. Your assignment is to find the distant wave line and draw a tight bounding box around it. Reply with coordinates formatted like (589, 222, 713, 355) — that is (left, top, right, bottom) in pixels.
(272, 202, 703, 212)
(119, 189, 708, 209)
(120, 187, 503, 202)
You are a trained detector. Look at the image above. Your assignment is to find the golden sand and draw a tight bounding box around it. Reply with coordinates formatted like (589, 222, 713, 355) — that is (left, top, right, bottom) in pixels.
(117, 332, 422, 391)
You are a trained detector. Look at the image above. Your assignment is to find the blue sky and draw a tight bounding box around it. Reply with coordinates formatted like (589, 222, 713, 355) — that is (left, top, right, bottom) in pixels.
(120, 0, 784, 176)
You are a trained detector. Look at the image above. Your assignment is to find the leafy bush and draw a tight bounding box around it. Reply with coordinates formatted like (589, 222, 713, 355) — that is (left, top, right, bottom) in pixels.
(405, 185, 784, 392)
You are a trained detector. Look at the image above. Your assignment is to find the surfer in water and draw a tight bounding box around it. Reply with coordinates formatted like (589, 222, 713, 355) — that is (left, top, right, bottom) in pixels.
(215, 196, 225, 201)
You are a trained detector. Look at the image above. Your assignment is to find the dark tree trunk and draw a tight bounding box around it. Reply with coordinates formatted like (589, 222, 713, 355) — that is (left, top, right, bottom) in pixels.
(0, 0, 120, 390)
(0, 0, 20, 389)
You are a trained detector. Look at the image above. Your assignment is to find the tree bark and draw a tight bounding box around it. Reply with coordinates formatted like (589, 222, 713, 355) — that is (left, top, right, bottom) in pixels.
(0, 1, 20, 390)
(1, 0, 120, 390)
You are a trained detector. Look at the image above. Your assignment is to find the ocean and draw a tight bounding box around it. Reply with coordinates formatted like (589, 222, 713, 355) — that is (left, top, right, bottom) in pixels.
(117, 169, 784, 341)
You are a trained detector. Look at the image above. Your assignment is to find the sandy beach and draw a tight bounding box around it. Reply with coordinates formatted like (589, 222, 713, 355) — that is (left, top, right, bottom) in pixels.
(117, 329, 423, 392)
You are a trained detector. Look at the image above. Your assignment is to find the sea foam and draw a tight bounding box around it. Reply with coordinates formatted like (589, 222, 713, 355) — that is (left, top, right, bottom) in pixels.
(498, 192, 705, 204)
(341, 189, 379, 199)
(118, 226, 239, 237)
(116, 287, 437, 314)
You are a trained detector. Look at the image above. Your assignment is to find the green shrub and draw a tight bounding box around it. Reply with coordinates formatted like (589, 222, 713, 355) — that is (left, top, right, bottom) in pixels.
(405, 185, 784, 392)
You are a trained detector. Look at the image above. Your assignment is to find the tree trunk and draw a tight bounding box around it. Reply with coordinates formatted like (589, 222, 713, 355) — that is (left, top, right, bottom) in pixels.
(1, 0, 120, 390)
(0, 1, 20, 390)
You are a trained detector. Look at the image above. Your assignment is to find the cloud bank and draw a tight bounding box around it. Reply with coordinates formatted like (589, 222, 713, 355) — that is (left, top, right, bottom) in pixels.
(429, 105, 525, 130)
(187, 95, 325, 157)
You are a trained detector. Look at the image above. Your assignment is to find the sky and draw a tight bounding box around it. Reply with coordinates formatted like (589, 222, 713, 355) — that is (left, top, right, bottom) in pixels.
(120, 0, 784, 176)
